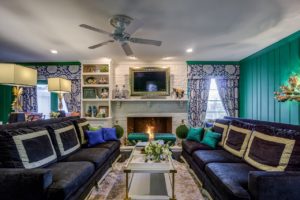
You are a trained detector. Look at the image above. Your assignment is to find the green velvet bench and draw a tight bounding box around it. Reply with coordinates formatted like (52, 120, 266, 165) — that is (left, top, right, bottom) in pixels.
(127, 133, 149, 145)
(154, 133, 176, 146)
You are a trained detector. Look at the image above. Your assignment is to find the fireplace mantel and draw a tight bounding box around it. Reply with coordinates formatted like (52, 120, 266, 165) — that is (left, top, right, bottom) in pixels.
(111, 98, 188, 108)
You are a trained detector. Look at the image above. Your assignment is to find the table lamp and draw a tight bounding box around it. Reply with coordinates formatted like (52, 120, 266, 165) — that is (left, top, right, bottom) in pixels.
(0, 64, 37, 112)
(48, 77, 71, 111)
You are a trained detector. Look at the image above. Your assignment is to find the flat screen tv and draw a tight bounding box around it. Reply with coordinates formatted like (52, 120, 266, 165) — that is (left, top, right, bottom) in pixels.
(130, 67, 170, 96)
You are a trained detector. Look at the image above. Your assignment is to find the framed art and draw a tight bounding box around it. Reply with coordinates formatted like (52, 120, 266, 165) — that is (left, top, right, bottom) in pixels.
(97, 106, 109, 118)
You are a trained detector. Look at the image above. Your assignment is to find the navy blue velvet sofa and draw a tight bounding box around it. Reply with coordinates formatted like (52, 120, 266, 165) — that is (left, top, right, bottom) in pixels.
(182, 117, 300, 200)
(0, 117, 120, 200)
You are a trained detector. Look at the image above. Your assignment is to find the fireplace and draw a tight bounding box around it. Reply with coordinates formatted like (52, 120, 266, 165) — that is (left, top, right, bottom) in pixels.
(127, 117, 172, 138)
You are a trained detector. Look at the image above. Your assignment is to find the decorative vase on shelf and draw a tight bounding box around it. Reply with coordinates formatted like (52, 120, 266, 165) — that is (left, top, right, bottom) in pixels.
(92, 106, 97, 117)
(121, 85, 129, 99)
(113, 84, 120, 99)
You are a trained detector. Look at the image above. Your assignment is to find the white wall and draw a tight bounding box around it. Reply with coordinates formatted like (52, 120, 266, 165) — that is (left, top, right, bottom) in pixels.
(111, 61, 188, 138)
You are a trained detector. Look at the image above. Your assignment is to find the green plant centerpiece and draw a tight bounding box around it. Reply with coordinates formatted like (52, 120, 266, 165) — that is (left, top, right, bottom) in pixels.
(144, 141, 171, 162)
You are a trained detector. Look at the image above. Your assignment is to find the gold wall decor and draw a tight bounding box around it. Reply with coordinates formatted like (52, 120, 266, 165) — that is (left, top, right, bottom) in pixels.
(274, 75, 300, 102)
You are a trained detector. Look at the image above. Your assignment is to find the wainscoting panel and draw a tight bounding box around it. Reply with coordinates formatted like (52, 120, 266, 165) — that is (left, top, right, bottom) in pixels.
(239, 31, 300, 125)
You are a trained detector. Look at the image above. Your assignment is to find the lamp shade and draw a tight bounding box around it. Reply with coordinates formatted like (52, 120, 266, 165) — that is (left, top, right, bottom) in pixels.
(0, 64, 37, 86)
(48, 78, 71, 93)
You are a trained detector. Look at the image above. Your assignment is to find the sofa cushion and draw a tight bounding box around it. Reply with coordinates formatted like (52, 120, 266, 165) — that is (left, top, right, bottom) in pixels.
(91, 140, 121, 153)
(46, 121, 80, 160)
(244, 125, 300, 171)
(223, 120, 254, 158)
(46, 161, 94, 200)
(0, 127, 57, 168)
(182, 140, 213, 155)
(205, 162, 256, 200)
(192, 150, 242, 170)
(72, 118, 90, 145)
(212, 119, 231, 146)
(63, 148, 110, 169)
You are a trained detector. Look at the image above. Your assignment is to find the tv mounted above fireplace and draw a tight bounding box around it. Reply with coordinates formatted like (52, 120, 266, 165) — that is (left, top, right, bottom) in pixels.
(130, 67, 170, 96)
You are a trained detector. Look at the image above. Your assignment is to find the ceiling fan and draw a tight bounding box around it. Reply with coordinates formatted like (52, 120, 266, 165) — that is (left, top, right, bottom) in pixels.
(79, 15, 162, 56)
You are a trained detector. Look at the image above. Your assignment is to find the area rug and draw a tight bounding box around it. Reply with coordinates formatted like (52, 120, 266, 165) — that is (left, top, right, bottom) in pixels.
(88, 160, 204, 200)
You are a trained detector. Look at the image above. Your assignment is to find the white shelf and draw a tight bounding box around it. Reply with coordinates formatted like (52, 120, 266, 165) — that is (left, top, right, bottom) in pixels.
(111, 98, 188, 108)
(111, 98, 188, 102)
(82, 99, 109, 102)
(82, 72, 109, 75)
(82, 84, 109, 87)
(85, 117, 112, 121)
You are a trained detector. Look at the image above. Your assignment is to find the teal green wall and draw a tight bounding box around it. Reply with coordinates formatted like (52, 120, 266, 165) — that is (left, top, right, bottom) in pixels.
(239, 31, 300, 125)
(0, 85, 13, 123)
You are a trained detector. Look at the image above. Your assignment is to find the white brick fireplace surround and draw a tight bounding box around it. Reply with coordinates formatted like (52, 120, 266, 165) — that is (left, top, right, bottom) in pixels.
(111, 61, 188, 138)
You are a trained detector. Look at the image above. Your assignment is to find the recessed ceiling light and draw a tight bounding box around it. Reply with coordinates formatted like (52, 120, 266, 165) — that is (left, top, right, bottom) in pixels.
(186, 48, 193, 53)
(128, 56, 138, 60)
(50, 49, 58, 54)
(162, 57, 174, 60)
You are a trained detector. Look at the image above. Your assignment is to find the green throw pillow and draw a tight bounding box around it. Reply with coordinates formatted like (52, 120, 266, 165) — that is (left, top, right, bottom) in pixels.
(201, 131, 222, 149)
(89, 125, 102, 131)
(186, 127, 204, 143)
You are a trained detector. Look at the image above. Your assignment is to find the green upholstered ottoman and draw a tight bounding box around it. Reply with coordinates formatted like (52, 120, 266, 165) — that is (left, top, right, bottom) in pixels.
(154, 133, 176, 146)
(127, 133, 149, 145)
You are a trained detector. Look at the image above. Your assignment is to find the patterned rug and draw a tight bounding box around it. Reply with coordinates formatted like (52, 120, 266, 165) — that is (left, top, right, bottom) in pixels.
(88, 160, 204, 200)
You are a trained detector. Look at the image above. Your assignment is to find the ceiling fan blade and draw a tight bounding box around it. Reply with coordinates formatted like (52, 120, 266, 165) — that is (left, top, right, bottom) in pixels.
(130, 37, 162, 46)
(125, 19, 144, 35)
(79, 24, 112, 36)
(88, 40, 114, 49)
(121, 43, 133, 56)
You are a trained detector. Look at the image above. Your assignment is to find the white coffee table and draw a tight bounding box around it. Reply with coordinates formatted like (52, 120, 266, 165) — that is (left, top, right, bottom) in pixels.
(124, 146, 177, 200)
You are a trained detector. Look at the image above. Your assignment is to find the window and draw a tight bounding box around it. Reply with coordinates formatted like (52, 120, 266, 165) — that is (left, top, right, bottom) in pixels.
(37, 84, 51, 118)
(36, 84, 69, 119)
(205, 79, 227, 120)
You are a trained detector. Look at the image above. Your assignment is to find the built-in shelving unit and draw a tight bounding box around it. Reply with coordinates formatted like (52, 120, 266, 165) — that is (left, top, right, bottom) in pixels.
(81, 61, 113, 126)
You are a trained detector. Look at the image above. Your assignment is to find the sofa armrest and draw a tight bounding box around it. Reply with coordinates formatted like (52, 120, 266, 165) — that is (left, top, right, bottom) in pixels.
(0, 168, 53, 200)
(249, 171, 300, 200)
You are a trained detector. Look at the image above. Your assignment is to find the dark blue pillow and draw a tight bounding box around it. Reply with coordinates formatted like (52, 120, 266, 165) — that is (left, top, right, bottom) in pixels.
(102, 128, 118, 141)
(86, 129, 105, 147)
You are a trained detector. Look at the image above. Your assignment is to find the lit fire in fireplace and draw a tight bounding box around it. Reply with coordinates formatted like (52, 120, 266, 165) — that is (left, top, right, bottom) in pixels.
(146, 124, 155, 141)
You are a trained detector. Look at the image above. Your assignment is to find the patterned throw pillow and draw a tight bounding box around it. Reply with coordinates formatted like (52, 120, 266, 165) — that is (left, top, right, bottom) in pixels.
(212, 119, 231, 146)
(223, 120, 254, 158)
(0, 127, 57, 168)
(47, 121, 80, 159)
(244, 125, 300, 171)
(72, 118, 90, 145)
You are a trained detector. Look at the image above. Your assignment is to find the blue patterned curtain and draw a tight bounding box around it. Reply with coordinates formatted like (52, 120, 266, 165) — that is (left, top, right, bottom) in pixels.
(188, 79, 211, 127)
(215, 79, 239, 117)
(22, 87, 38, 112)
(187, 64, 239, 126)
(22, 65, 81, 112)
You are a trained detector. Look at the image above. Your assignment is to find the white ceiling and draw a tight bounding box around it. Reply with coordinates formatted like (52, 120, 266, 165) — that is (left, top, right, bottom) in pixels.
(0, 0, 300, 63)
